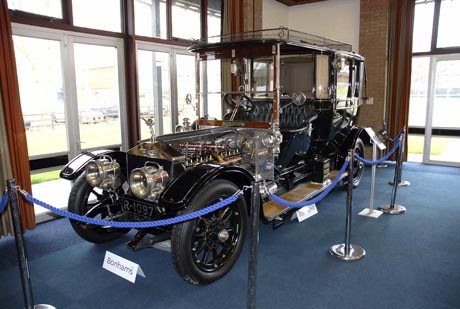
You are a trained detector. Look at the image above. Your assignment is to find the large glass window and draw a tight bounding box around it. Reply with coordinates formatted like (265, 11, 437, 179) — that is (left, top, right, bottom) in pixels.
(74, 43, 122, 150)
(7, 0, 62, 18)
(412, 1, 435, 53)
(207, 0, 222, 37)
(13, 36, 68, 158)
(432, 60, 460, 128)
(172, 0, 201, 40)
(437, 0, 460, 48)
(176, 54, 197, 124)
(409, 0, 460, 166)
(408, 57, 430, 127)
(200, 59, 221, 119)
(135, 0, 167, 39)
(407, 57, 430, 162)
(137, 50, 172, 138)
(428, 58, 460, 164)
(72, 0, 121, 32)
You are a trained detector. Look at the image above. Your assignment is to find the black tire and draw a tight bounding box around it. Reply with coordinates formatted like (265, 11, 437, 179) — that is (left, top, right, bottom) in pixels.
(171, 179, 248, 285)
(68, 173, 130, 243)
(352, 138, 365, 188)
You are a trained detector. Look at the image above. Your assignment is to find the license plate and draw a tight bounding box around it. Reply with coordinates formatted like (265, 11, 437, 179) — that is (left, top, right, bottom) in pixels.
(121, 197, 155, 218)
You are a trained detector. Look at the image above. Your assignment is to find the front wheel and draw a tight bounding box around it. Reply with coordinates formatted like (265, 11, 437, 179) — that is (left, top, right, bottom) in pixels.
(68, 173, 130, 243)
(171, 179, 248, 285)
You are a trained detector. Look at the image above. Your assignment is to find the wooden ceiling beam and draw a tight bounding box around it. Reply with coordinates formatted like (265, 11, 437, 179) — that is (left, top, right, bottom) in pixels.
(275, 0, 327, 6)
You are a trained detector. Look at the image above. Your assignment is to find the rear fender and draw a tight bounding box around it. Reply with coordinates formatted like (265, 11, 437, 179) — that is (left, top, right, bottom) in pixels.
(159, 164, 254, 213)
(326, 126, 367, 167)
(60, 150, 126, 180)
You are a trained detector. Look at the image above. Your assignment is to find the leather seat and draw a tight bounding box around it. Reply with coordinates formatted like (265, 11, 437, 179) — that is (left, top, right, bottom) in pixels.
(233, 100, 317, 130)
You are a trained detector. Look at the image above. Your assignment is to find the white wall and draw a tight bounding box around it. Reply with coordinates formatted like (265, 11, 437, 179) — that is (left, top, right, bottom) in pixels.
(263, 0, 360, 52)
(262, 0, 289, 29)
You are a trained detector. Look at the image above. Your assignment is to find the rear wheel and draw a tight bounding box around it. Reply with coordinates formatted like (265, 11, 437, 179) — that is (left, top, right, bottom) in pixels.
(68, 173, 130, 243)
(171, 179, 248, 285)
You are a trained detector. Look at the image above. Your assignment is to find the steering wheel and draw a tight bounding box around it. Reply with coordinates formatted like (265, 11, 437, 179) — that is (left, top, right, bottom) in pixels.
(223, 93, 253, 111)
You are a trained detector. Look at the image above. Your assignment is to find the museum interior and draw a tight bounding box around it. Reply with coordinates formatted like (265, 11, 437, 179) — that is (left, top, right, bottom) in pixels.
(0, 0, 459, 308)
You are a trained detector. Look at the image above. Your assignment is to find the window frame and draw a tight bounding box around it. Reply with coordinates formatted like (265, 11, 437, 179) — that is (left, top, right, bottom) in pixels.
(413, 0, 460, 57)
(8, 0, 222, 147)
(8, 0, 218, 46)
(12, 22, 129, 164)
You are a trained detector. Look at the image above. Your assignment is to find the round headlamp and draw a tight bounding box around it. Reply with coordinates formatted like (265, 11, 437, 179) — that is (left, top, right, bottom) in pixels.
(261, 131, 277, 148)
(129, 163, 169, 200)
(85, 156, 120, 189)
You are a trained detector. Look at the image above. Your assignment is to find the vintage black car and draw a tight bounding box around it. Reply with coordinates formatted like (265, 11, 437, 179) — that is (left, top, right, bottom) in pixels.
(60, 28, 369, 285)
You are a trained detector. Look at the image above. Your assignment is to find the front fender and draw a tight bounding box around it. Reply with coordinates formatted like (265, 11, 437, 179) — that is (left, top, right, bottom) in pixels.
(60, 150, 126, 180)
(159, 164, 254, 212)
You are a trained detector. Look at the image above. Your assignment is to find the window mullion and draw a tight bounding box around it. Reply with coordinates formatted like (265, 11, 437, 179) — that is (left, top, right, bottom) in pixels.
(167, 0, 172, 40)
(201, 0, 207, 39)
(430, 0, 441, 51)
(62, 0, 73, 26)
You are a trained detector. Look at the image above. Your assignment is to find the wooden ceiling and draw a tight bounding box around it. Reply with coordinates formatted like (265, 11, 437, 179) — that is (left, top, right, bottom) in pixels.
(275, 0, 327, 6)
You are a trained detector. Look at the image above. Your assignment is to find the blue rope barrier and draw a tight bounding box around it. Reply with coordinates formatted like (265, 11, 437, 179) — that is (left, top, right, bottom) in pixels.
(0, 192, 8, 213)
(267, 159, 350, 208)
(388, 128, 406, 142)
(21, 190, 244, 228)
(355, 138, 401, 166)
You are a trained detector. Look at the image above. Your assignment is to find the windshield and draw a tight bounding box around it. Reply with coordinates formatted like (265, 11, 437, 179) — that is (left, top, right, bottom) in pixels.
(198, 53, 318, 122)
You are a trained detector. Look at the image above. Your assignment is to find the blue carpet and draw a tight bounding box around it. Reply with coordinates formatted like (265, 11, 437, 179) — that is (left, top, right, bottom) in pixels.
(1, 163, 460, 308)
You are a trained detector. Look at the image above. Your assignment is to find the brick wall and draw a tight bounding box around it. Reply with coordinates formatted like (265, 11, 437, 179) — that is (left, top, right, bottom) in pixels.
(243, 0, 263, 31)
(358, 0, 390, 149)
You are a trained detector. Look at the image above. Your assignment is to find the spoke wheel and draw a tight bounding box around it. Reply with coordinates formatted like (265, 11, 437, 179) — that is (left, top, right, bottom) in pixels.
(68, 173, 130, 243)
(171, 179, 248, 285)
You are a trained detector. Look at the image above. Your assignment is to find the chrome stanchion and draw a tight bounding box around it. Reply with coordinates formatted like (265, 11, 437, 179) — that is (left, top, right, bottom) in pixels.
(247, 182, 260, 309)
(377, 147, 388, 168)
(379, 132, 407, 215)
(6, 180, 56, 309)
(329, 149, 365, 261)
(7, 179, 34, 309)
(359, 142, 383, 218)
(389, 129, 410, 187)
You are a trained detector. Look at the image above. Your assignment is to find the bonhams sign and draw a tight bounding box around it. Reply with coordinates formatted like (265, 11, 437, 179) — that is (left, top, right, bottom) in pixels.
(102, 251, 145, 283)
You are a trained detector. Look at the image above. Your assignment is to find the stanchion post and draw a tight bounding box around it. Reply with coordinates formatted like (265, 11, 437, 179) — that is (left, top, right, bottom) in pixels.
(389, 129, 410, 187)
(247, 182, 260, 309)
(329, 149, 365, 261)
(377, 146, 388, 168)
(370, 142, 377, 212)
(359, 142, 383, 218)
(7, 179, 34, 309)
(379, 132, 406, 215)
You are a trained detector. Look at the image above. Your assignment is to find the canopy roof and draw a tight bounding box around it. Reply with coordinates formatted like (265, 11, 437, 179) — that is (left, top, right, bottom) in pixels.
(189, 27, 355, 55)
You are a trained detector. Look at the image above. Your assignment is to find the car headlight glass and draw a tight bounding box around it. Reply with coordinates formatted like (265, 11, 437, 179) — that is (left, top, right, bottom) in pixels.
(85, 156, 120, 189)
(129, 162, 169, 200)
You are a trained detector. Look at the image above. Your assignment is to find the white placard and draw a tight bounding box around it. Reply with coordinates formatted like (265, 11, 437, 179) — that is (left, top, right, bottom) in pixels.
(364, 127, 386, 151)
(102, 251, 145, 283)
(293, 204, 318, 223)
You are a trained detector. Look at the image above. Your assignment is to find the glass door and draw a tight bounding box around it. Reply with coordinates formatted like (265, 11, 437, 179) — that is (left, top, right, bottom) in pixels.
(13, 34, 71, 220)
(137, 48, 172, 139)
(72, 42, 125, 152)
(13, 25, 127, 221)
(425, 56, 460, 165)
(176, 53, 197, 127)
(14, 35, 68, 159)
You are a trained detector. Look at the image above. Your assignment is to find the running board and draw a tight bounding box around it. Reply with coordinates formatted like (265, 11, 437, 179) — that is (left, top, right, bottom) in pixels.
(262, 170, 345, 222)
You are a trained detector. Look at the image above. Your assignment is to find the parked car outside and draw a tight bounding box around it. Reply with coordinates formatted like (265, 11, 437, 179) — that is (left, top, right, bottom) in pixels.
(79, 109, 105, 124)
